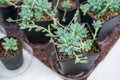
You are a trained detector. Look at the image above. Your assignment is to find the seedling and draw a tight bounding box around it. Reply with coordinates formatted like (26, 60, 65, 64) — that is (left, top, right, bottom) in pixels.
(61, 0, 72, 22)
(2, 37, 18, 51)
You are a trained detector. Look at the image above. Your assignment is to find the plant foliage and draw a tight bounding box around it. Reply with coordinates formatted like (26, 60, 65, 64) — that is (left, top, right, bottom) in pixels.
(62, 0, 72, 11)
(18, 0, 51, 30)
(2, 37, 18, 51)
(80, 0, 120, 18)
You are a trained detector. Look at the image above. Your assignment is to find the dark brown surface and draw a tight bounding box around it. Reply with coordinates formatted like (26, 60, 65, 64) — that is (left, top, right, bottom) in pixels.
(1, 22, 120, 80)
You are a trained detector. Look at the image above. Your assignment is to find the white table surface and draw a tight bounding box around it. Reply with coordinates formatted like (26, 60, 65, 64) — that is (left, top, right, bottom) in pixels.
(88, 38, 120, 80)
(1, 27, 120, 80)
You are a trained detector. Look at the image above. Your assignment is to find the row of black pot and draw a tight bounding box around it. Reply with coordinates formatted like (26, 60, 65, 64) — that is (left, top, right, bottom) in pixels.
(1, 0, 119, 43)
(0, 0, 88, 43)
(0, 27, 100, 76)
(0, 0, 119, 76)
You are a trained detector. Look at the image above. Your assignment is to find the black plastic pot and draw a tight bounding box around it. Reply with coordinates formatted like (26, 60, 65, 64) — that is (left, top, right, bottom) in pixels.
(57, 0, 79, 25)
(79, 0, 87, 4)
(57, 8, 77, 25)
(80, 10, 120, 42)
(24, 20, 53, 43)
(0, 36, 23, 70)
(0, 5, 18, 23)
(55, 24, 101, 75)
(55, 43, 100, 75)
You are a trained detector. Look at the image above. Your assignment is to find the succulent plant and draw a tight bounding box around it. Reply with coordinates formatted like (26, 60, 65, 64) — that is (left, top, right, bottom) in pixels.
(80, 0, 120, 18)
(2, 37, 18, 51)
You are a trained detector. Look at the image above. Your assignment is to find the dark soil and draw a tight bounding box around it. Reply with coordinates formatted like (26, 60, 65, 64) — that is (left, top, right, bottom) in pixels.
(0, 37, 22, 58)
(1, 21, 120, 80)
(30, 14, 52, 22)
(88, 8, 120, 23)
(58, 0, 77, 10)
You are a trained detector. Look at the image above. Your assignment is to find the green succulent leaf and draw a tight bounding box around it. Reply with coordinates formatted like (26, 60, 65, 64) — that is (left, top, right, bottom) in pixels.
(2, 37, 18, 51)
(62, 0, 72, 11)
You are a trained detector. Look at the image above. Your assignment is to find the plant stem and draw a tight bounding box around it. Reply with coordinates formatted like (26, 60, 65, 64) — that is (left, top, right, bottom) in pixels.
(54, 0, 59, 11)
(68, 10, 79, 27)
(27, 25, 56, 38)
(31, 0, 36, 9)
(97, 0, 114, 19)
(62, 10, 67, 22)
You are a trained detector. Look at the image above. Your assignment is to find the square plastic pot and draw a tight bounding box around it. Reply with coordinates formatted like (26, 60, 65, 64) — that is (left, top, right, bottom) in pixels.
(0, 5, 19, 23)
(24, 20, 53, 43)
(55, 23, 101, 75)
(55, 43, 101, 75)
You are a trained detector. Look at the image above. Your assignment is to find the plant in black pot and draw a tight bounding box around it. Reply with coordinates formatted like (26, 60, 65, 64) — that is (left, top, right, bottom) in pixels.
(0, 36, 23, 70)
(80, 0, 120, 41)
(57, 0, 79, 25)
(53, 21, 101, 75)
(19, 0, 53, 43)
(36, 15, 102, 75)
(7, 0, 53, 43)
(0, 0, 20, 23)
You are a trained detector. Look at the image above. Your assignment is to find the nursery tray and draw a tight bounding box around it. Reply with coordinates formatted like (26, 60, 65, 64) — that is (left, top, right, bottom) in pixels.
(0, 30, 34, 78)
(1, 21, 120, 79)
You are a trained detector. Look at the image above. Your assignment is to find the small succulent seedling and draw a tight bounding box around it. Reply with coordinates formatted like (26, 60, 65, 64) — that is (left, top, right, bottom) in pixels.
(1, 37, 18, 51)
(80, 3, 90, 16)
(62, 0, 71, 11)
(61, 0, 72, 22)
(80, 0, 120, 18)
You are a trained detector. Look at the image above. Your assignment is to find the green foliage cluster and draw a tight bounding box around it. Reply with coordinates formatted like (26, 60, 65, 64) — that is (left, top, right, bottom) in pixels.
(2, 37, 18, 51)
(55, 23, 92, 63)
(80, 0, 120, 18)
(54, 21, 101, 63)
(18, 0, 51, 29)
(62, 0, 72, 11)
(0, 0, 7, 4)
(19, 0, 51, 21)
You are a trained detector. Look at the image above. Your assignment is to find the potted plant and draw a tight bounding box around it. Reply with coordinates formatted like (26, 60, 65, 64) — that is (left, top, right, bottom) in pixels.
(57, 0, 79, 25)
(35, 14, 102, 74)
(7, 0, 53, 43)
(54, 21, 101, 75)
(80, 0, 120, 41)
(19, 0, 53, 43)
(0, 36, 23, 70)
(0, 0, 20, 23)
